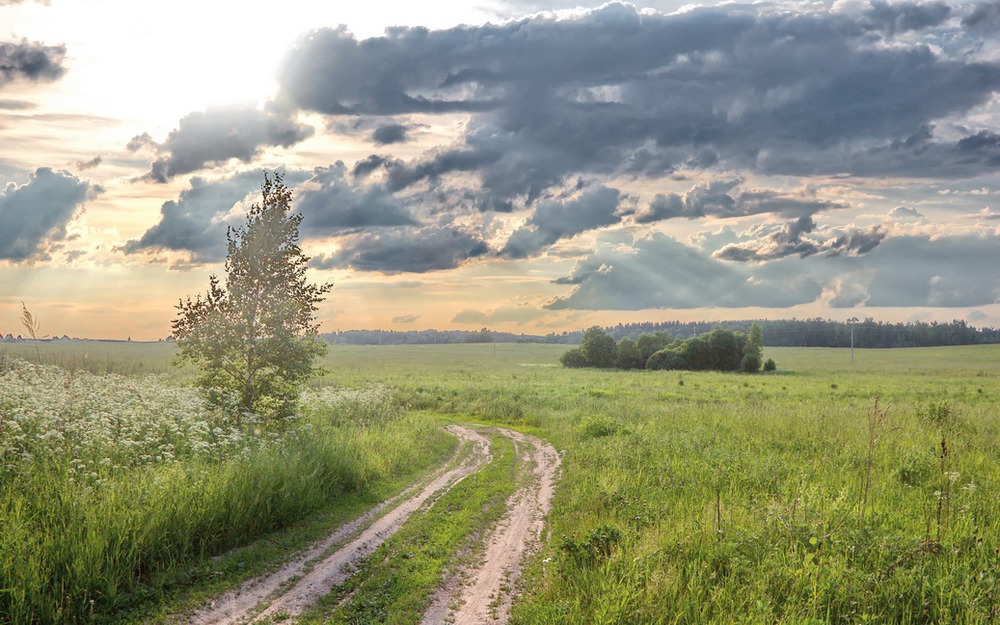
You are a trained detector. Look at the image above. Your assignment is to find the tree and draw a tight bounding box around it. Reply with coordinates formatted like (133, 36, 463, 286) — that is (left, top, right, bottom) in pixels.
(580, 326, 617, 368)
(637, 331, 671, 362)
(172, 173, 331, 420)
(705, 327, 742, 371)
(615, 337, 644, 370)
(741, 322, 763, 373)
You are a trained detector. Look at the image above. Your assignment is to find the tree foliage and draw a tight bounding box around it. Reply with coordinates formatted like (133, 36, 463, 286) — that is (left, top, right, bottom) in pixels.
(560, 348, 588, 368)
(580, 326, 618, 368)
(561, 324, 773, 373)
(615, 337, 644, 370)
(172, 173, 331, 419)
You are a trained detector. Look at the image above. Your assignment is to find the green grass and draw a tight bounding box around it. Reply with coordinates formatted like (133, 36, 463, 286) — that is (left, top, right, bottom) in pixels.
(319, 343, 1000, 624)
(5, 342, 1000, 624)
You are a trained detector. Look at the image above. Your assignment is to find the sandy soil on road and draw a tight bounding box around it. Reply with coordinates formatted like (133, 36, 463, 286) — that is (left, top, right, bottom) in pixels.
(179, 424, 559, 625)
(419, 428, 560, 625)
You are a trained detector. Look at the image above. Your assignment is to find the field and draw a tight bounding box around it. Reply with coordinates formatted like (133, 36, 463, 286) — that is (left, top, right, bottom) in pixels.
(2, 341, 999, 623)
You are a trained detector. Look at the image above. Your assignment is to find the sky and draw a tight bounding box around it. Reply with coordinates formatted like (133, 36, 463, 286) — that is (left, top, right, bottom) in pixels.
(2, 0, 999, 340)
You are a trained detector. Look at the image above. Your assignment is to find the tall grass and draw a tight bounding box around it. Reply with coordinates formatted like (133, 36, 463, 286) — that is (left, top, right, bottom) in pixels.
(318, 343, 1000, 624)
(0, 359, 451, 624)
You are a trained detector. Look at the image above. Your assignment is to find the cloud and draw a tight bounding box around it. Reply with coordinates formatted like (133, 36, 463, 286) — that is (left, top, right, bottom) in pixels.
(452, 305, 547, 325)
(635, 179, 849, 223)
(0, 99, 35, 110)
(888, 206, 924, 220)
(502, 186, 622, 258)
(968, 207, 1000, 220)
(546, 232, 823, 310)
(0, 168, 98, 262)
(140, 108, 314, 182)
(391, 313, 421, 323)
(310, 225, 489, 273)
(295, 162, 418, 234)
(126, 132, 156, 154)
(865, 1, 951, 34)
(371, 123, 411, 145)
(277, 2, 1000, 204)
(121, 171, 271, 262)
(853, 234, 1000, 307)
(712, 218, 887, 262)
(0, 40, 66, 88)
(963, 1, 1000, 29)
(452, 308, 489, 323)
(74, 155, 102, 171)
(547, 229, 1000, 311)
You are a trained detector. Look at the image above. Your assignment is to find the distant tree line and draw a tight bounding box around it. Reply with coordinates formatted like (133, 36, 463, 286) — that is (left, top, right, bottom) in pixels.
(602, 318, 1000, 348)
(561, 325, 775, 373)
(316, 317, 998, 348)
(320, 329, 575, 345)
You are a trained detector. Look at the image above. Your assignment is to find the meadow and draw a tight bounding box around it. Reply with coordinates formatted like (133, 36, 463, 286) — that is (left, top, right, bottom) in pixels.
(2, 340, 999, 623)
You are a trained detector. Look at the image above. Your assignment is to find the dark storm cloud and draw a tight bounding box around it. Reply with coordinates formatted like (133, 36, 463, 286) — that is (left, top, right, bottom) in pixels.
(371, 123, 411, 145)
(546, 232, 823, 310)
(310, 225, 489, 273)
(0, 40, 66, 87)
(280, 25, 500, 116)
(633, 180, 848, 224)
(295, 162, 418, 233)
(278, 2, 1000, 203)
(502, 186, 621, 258)
(865, 1, 951, 34)
(963, 1, 1000, 29)
(0, 168, 98, 261)
(140, 109, 314, 182)
(790, 129, 1000, 179)
(822, 226, 888, 257)
(121, 171, 274, 262)
(352, 154, 391, 179)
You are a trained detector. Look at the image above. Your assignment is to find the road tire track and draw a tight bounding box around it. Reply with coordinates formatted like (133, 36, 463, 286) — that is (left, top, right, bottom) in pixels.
(420, 428, 561, 625)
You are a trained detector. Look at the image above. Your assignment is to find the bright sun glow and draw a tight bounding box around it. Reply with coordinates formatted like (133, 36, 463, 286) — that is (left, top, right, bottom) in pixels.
(7, 0, 504, 128)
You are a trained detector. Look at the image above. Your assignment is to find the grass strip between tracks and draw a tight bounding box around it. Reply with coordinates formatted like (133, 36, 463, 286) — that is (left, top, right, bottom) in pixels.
(300, 428, 518, 625)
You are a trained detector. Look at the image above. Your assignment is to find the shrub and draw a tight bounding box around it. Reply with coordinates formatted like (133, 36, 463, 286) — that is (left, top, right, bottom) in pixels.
(646, 348, 686, 370)
(578, 417, 620, 438)
(560, 524, 623, 565)
(763, 358, 777, 372)
(560, 348, 588, 368)
(740, 352, 762, 373)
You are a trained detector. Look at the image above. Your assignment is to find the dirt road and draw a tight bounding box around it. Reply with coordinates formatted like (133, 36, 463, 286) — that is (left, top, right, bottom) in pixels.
(182, 424, 559, 625)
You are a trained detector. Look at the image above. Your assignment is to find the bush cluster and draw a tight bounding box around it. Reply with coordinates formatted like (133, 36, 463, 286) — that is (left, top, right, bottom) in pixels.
(561, 324, 774, 373)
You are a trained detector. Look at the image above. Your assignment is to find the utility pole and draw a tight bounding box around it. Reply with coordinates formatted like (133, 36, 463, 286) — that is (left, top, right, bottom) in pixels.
(848, 317, 858, 364)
